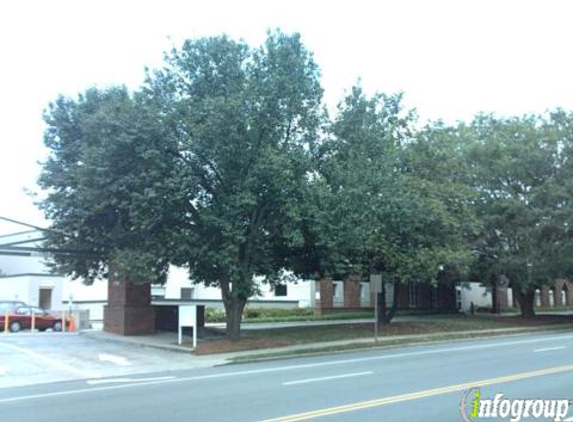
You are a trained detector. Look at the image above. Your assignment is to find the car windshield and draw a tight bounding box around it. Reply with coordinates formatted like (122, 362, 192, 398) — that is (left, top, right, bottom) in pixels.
(0, 303, 14, 312)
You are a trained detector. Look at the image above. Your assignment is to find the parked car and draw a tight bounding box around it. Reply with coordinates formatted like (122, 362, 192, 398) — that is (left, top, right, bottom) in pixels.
(0, 305, 62, 333)
(0, 300, 27, 312)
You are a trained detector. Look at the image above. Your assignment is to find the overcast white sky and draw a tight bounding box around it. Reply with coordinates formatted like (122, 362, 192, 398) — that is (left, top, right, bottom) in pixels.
(1, 0, 573, 233)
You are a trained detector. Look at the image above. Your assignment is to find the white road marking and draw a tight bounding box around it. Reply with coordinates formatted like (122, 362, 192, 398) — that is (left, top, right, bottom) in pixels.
(2, 333, 573, 403)
(283, 371, 373, 386)
(87, 376, 175, 385)
(533, 346, 567, 353)
(562, 417, 573, 422)
(0, 364, 7, 376)
(0, 341, 99, 379)
(97, 353, 131, 366)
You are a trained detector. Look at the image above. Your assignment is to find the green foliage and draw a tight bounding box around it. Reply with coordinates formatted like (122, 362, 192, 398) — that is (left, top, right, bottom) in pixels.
(204, 308, 226, 323)
(463, 112, 573, 314)
(303, 87, 474, 286)
(204, 307, 375, 323)
(39, 87, 174, 284)
(142, 32, 324, 298)
(38, 29, 573, 334)
(243, 307, 314, 319)
(39, 31, 325, 339)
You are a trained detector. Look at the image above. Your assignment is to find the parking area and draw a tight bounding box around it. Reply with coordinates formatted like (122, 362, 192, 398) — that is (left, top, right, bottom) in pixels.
(0, 331, 221, 389)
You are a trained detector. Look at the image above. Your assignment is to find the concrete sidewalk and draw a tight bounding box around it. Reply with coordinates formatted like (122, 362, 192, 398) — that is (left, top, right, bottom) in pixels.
(80, 330, 229, 367)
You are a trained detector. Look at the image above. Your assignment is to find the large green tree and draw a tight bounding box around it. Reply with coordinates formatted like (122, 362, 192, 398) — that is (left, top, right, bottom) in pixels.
(39, 31, 324, 340)
(464, 112, 573, 317)
(39, 87, 176, 284)
(310, 87, 473, 323)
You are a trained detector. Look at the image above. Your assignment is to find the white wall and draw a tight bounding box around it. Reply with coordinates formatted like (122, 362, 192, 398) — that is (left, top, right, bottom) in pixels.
(162, 265, 312, 307)
(360, 282, 371, 306)
(0, 253, 47, 275)
(61, 278, 107, 321)
(251, 279, 314, 307)
(0, 275, 64, 310)
(62, 278, 107, 302)
(456, 282, 513, 312)
(0, 276, 29, 302)
(457, 283, 490, 312)
(1, 247, 314, 324)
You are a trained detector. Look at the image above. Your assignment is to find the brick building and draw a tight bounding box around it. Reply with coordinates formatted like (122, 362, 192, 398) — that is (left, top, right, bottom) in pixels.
(315, 276, 573, 315)
(315, 276, 457, 315)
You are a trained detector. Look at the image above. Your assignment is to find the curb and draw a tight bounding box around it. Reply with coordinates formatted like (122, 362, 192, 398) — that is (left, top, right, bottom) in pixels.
(79, 330, 195, 354)
(224, 324, 573, 363)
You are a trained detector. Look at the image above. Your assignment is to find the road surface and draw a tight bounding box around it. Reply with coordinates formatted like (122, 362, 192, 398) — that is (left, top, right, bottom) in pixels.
(1, 331, 572, 421)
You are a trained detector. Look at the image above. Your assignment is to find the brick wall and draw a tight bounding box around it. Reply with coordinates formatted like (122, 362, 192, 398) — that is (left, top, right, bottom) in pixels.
(104, 271, 155, 335)
(343, 274, 361, 308)
(315, 278, 333, 315)
(104, 305, 155, 335)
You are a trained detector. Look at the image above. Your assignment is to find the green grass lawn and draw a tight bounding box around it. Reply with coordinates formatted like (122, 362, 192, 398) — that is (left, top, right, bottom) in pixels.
(196, 313, 573, 355)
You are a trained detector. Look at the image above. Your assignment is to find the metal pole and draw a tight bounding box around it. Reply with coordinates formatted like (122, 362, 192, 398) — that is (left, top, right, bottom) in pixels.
(31, 309, 36, 333)
(374, 292, 379, 343)
(193, 306, 198, 348)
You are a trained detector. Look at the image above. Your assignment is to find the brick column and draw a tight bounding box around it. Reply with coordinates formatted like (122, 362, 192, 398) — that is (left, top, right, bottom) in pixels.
(315, 278, 333, 315)
(343, 274, 361, 309)
(540, 286, 550, 308)
(104, 268, 155, 335)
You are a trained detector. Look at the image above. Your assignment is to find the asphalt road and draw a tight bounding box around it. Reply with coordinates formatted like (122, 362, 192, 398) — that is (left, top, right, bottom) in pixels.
(1, 331, 573, 422)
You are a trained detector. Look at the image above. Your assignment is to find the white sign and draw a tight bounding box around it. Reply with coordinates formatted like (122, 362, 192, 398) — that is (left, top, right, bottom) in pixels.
(178, 305, 197, 348)
(370, 274, 383, 294)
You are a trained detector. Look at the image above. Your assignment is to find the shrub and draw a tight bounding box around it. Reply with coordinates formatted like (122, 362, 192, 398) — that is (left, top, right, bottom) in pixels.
(204, 308, 226, 323)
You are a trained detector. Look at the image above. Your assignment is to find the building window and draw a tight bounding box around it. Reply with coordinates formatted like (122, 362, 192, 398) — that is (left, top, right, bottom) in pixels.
(408, 282, 417, 307)
(275, 284, 287, 297)
(39, 288, 53, 310)
(180, 288, 194, 300)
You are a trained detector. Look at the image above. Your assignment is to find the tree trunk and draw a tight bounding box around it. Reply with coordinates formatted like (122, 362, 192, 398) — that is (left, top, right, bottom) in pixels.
(491, 275, 499, 314)
(514, 287, 535, 318)
(224, 296, 247, 341)
(377, 281, 400, 324)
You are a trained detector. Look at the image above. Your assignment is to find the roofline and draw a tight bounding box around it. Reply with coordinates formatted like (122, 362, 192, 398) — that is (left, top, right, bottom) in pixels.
(0, 273, 65, 279)
(0, 229, 39, 239)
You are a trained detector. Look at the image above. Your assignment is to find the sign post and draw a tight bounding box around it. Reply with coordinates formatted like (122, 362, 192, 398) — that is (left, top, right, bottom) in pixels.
(371, 275, 383, 344)
(31, 309, 36, 333)
(374, 292, 378, 343)
(178, 305, 197, 348)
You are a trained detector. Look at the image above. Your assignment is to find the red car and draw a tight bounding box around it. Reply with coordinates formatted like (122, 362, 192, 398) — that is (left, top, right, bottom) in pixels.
(0, 303, 62, 333)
